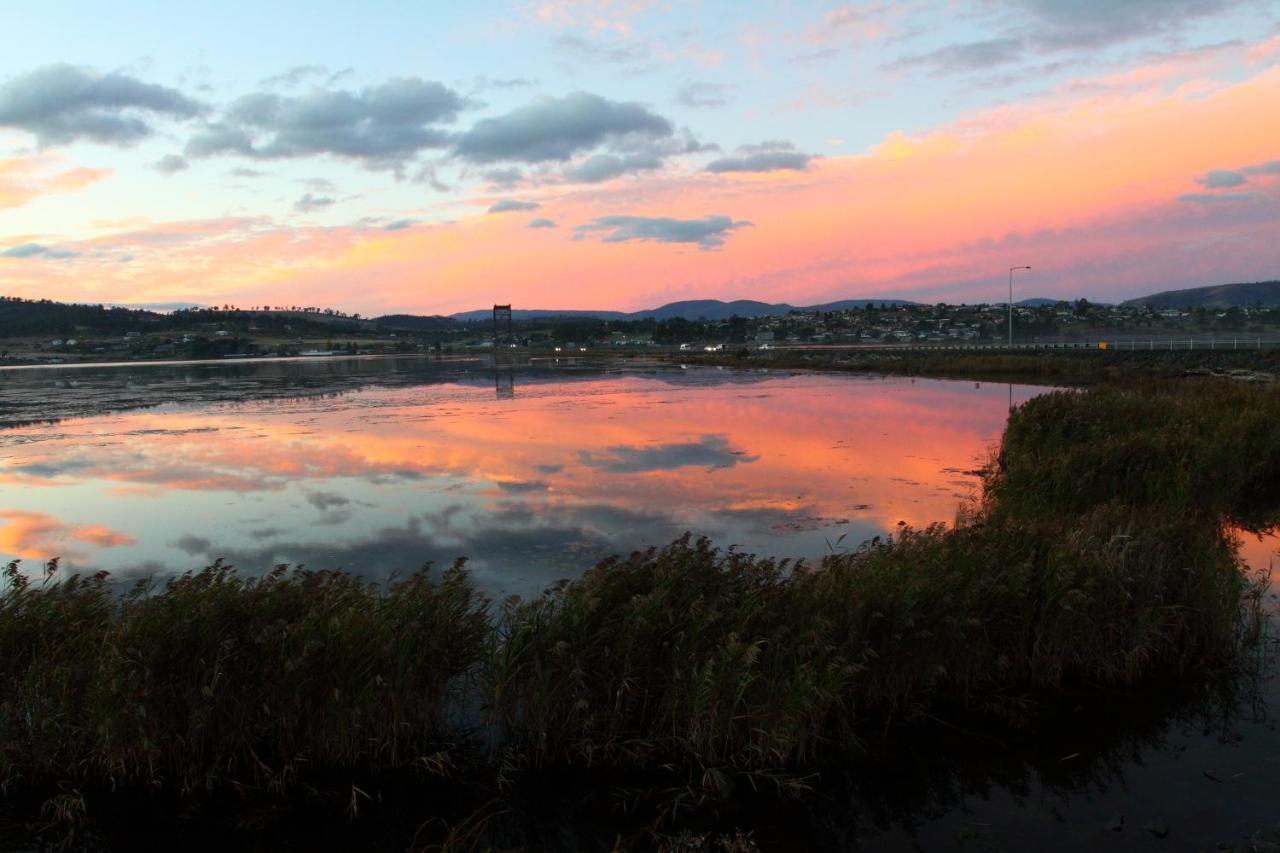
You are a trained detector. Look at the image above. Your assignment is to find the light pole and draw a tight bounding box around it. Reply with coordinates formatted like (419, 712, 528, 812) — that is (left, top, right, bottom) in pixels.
(1008, 265, 1030, 347)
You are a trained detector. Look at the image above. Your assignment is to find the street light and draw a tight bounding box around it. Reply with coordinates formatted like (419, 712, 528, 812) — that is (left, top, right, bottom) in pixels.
(1008, 265, 1031, 347)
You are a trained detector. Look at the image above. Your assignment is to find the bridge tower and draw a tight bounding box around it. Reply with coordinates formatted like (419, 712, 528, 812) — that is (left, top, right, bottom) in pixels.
(493, 304, 513, 346)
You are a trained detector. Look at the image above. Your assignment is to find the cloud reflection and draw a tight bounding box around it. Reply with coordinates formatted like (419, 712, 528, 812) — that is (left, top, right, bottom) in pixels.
(579, 434, 757, 473)
(0, 510, 135, 561)
(0, 363, 1032, 594)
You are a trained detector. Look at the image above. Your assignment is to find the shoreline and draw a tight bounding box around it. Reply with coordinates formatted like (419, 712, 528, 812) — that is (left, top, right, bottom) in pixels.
(0, 350, 495, 373)
(7, 344, 1277, 384)
(661, 346, 1280, 385)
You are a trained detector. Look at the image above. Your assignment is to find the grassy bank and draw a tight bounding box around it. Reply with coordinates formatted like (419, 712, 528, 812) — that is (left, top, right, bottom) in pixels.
(668, 346, 1280, 384)
(2, 379, 1278, 849)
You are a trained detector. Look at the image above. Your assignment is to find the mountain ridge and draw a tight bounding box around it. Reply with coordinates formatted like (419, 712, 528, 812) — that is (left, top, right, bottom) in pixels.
(9, 279, 1277, 336)
(448, 297, 920, 323)
(1121, 280, 1280, 309)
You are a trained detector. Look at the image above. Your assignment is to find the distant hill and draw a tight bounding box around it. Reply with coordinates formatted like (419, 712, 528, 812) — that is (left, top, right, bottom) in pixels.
(373, 313, 457, 331)
(105, 302, 205, 312)
(0, 297, 165, 337)
(1123, 280, 1280, 309)
(448, 308, 630, 322)
(636, 300, 791, 321)
(447, 297, 919, 322)
(0, 297, 374, 338)
(808, 298, 918, 311)
(1015, 298, 1065, 307)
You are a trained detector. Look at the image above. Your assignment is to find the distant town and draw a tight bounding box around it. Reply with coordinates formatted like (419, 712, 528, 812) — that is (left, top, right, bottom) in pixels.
(2, 279, 1279, 365)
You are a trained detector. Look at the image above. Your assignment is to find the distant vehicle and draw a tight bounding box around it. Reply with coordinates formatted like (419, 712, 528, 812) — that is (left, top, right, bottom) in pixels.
(678, 343, 693, 351)
(579, 347, 587, 352)
(554, 346, 562, 352)
(704, 344, 724, 352)
(758, 343, 773, 350)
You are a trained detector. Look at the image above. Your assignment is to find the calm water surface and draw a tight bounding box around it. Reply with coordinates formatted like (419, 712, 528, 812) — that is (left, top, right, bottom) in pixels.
(2, 356, 1278, 850)
(1, 357, 1046, 595)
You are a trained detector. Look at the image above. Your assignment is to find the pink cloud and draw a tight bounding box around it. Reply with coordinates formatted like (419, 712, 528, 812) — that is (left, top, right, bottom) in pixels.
(6, 38, 1280, 312)
(0, 156, 110, 210)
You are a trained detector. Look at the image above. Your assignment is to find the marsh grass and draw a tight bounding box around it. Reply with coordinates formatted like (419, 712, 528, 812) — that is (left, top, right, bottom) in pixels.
(0, 377, 1277, 848)
(0, 561, 490, 799)
(487, 512, 1256, 778)
(993, 379, 1280, 526)
(680, 347, 1280, 384)
(486, 379, 1278, 780)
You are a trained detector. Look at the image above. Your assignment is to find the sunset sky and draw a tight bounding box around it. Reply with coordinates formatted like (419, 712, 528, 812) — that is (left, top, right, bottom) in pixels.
(1, 0, 1278, 315)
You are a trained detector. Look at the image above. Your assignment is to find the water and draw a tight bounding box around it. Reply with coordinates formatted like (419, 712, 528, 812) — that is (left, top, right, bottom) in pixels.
(2, 355, 1278, 849)
(0, 357, 1043, 596)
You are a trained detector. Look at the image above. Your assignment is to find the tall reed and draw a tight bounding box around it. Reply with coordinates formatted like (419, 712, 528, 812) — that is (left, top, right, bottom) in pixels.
(1, 562, 490, 796)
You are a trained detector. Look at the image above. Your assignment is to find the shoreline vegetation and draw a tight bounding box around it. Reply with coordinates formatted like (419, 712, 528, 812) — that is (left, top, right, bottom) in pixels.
(663, 346, 1280, 384)
(7, 344, 1278, 394)
(2, 378, 1279, 849)
(4, 342, 1278, 388)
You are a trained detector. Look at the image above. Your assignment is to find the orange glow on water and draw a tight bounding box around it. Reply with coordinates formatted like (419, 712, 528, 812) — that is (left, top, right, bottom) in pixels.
(0, 509, 135, 562)
(0, 367, 1032, 591)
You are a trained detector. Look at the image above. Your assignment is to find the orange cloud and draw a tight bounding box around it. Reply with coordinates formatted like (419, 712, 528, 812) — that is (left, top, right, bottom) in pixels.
(4, 40, 1279, 311)
(0, 509, 135, 562)
(0, 156, 110, 210)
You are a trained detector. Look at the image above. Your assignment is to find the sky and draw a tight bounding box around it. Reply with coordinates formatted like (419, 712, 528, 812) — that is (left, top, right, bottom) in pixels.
(1, 0, 1278, 315)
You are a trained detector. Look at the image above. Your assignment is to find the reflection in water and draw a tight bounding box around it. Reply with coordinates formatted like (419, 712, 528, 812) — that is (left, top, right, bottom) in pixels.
(0, 360, 1044, 597)
(1239, 527, 1280, 576)
(495, 367, 515, 399)
(3, 358, 1280, 848)
(816, 651, 1280, 852)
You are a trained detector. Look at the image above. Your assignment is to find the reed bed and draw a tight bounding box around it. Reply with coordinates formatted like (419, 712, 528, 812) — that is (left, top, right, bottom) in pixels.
(0, 562, 490, 798)
(1, 377, 1277, 843)
(677, 347, 1280, 384)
